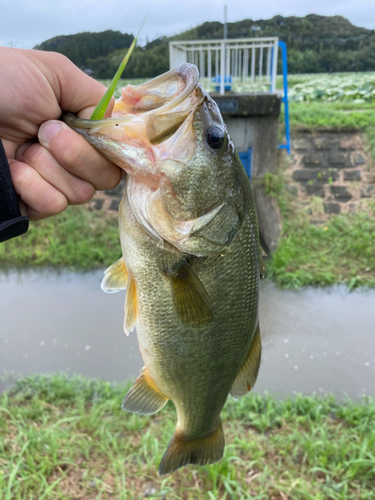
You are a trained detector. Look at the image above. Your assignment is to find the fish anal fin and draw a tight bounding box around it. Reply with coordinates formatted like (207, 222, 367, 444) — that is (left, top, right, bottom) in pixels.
(101, 257, 128, 293)
(124, 273, 137, 336)
(230, 322, 262, 399)
(159, 419, 224, 476)
(122, 367, 168, 415)
(166, 260, 213, 327)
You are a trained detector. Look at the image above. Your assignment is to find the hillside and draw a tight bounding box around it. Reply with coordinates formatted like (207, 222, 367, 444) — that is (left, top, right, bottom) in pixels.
(36, 15, 375, 78)
(34, 30, 134, 68)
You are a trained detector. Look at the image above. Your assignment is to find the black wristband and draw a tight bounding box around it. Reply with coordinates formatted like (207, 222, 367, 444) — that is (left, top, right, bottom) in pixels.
(0, 139, 29, 242)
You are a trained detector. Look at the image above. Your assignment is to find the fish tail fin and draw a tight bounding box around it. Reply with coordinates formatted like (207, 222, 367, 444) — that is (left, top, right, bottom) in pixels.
(158, 419, 224, 476)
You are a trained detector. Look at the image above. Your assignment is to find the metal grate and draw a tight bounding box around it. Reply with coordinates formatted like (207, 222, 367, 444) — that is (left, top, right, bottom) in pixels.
(169, 38, 279, 95)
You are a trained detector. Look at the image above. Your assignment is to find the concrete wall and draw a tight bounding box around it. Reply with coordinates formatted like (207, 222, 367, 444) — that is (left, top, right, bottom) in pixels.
(212, 93, 282, 252)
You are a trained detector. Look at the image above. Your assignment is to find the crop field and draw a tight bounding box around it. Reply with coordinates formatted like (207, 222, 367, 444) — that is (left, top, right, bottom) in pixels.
(286, 72, 375, 103)
(99, 71, 375, 103)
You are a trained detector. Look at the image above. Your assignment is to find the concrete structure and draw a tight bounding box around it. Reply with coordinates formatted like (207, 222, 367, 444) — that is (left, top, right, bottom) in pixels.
(211, 93, 282, 252)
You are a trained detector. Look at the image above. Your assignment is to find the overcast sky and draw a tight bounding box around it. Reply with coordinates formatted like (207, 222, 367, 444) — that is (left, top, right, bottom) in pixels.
(1, 0, 374, 49)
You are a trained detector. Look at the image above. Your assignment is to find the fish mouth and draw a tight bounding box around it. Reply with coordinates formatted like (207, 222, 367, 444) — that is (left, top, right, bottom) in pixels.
(62, 63, 202, 154)
(62, 64, 233, 256)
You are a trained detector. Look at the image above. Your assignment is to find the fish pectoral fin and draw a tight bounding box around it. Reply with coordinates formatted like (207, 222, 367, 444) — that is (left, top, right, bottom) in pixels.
(159, 418, 224, 476)
(123, 273, 137, 336)
(230, 322, 262, 399)
(166, 260, 213, 327)
(122, 367, 168, 415)
(101, 257, 129, 293)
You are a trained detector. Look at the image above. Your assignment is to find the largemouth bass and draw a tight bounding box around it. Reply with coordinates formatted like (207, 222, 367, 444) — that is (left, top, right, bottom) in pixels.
(63, 63, 263, 475)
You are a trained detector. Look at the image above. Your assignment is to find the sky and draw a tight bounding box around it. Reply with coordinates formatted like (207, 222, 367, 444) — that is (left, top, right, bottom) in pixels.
(1, 0, 374, 49)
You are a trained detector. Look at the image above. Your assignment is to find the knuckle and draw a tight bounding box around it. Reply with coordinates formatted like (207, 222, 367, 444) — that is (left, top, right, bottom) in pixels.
(23, 143, 47, 166)
(45, 192, 68, 216)
(69, 181, 95, 205)
(60, 143, 86, 169)
(96, 166, 122, 191)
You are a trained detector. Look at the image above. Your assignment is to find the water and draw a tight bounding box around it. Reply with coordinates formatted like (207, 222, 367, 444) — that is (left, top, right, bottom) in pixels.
(0, 270, 374, 399)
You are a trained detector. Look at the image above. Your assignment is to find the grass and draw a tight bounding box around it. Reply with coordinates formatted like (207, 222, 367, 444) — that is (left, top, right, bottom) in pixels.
(287, 101, 375, 132)
(0, 206, 121, 271)
(0, 374, 374, 499)
(267, 205, 375, 289)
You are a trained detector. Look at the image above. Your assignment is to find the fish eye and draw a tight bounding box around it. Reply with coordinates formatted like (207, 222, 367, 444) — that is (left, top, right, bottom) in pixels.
(206, 126, 225, 150)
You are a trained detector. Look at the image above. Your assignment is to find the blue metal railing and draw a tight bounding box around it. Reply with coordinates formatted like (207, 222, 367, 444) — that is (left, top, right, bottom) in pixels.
(239, 148, 253, 179)
(278, 41, 291, 154)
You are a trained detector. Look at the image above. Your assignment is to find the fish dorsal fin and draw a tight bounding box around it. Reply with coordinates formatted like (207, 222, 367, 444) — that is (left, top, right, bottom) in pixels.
(124, 272, 138, 336)
(230, 322, 262, 399)
(101, 257, 129, 293)
(122, 367, 169, 415)
(166, 260, 213, 327)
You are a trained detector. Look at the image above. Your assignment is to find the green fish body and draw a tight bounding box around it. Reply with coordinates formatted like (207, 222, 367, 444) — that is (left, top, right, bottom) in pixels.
(63, 63, 263, 475)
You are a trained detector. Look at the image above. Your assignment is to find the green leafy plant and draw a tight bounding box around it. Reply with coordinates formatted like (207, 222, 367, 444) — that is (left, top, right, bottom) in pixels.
(90, 18, 146, 120)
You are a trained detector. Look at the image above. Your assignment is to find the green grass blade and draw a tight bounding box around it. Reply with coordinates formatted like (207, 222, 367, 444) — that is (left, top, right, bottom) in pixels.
(90, 17, 147, 121)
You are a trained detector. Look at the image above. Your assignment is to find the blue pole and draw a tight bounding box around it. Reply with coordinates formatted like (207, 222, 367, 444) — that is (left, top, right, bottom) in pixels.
(278, 41, 291, 155)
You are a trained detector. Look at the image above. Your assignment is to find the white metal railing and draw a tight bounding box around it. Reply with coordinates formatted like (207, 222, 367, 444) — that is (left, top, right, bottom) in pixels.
(169, 38, 279, 95)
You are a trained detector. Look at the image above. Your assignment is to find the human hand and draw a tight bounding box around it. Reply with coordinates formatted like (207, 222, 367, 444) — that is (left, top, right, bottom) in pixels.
(0, 47, 122, 221)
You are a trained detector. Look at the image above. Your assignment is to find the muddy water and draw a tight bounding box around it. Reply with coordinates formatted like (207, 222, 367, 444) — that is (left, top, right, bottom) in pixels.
(0, 270, 374, 398)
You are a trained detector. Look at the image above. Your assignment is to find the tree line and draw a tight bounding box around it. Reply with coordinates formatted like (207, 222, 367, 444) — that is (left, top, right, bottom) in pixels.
(36, 14, 375, 78)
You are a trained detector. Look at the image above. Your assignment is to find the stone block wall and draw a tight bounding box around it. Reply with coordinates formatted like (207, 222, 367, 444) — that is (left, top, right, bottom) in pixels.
(289, 133, 374, 221)
(88, 178, 126, 213)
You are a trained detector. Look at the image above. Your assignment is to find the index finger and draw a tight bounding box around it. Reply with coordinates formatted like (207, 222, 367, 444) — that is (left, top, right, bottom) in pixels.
(38, 120, 122, 191)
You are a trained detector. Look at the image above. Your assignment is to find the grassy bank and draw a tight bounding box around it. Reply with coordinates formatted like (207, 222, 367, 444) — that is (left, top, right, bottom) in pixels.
(0, 206, 121, 270)
(281, 101, 375, 159)
(267, 99, 375, 288)
(1, 374, 374, 499)
(267, 204, 375, 289)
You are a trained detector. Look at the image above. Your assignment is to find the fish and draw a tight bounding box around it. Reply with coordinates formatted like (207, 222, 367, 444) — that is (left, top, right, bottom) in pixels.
(62, 63, 264, 475)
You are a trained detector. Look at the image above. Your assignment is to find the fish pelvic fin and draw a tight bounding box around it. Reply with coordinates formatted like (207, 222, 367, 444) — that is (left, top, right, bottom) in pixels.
(122, 367, 169, 415)
(124, 272, 137, 336)
(158, 419, 224, 476)
(166, 260, 213, 327)
(101, 257, 128, 293)
(230, 322, 262, 399)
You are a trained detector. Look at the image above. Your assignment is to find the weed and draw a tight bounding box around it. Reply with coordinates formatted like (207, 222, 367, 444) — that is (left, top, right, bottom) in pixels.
(262, 172, 284, 198)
